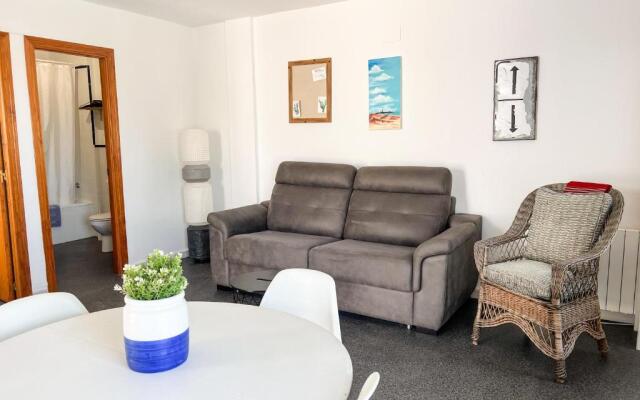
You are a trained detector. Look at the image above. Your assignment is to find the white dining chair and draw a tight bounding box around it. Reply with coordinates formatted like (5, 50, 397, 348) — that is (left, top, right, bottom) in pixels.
(0, 292, 88, 341)
(260, 268, 341, 341)
(357, 372, 381, 400)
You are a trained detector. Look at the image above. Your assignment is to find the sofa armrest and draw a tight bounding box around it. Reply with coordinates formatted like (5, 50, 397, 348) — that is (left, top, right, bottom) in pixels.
(449, 213, 482, 231)
(411, 215, 481, 330)
(412, 217, 481, 291)
(207, 204, 267, 240)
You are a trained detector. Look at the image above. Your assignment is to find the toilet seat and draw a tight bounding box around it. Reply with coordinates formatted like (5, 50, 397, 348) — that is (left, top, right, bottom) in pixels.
(89, 213, 111, 222)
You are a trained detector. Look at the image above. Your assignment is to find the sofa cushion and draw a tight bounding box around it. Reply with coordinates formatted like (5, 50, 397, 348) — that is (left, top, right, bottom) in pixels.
(524, 188, 613, 264)
(344, 166, 452, 247)
(274, 161, 356, 189)
(225, 230, 337, 269)
(353, 166, 452, 195)
(485, 258, 572, 300)
(268, 161, 356, 238)
(309, 239, 415, 292)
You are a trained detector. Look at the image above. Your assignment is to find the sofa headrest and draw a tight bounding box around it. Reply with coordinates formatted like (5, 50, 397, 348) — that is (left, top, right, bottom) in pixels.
(275, 161, 357, 189)
(354, 166, 452, 195)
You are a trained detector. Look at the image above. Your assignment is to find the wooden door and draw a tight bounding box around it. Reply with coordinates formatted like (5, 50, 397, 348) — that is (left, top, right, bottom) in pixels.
(0, 133, 15, 301)
(0, 31, 31, 299)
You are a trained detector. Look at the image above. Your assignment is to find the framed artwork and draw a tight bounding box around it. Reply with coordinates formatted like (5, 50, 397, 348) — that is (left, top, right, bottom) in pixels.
(288, 58, 332, 123)
(368, 56, 402, 130)
(493, 56, 538, 141)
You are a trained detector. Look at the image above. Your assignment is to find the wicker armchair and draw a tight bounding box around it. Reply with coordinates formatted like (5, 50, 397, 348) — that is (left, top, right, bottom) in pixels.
(471, 183, 624, 383)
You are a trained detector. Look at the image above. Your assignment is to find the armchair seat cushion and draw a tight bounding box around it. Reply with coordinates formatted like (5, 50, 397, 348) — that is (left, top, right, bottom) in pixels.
(309, 239, 415, 292)
(225, 230, 337, 270)
(484, 258, 573, 300)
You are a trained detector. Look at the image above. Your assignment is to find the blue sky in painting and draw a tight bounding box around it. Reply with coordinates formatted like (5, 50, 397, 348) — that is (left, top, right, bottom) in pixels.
(368, 56, 402, 116)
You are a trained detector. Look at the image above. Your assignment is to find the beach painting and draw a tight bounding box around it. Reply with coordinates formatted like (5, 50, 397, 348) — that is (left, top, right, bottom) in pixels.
(368, 56, 402, 130)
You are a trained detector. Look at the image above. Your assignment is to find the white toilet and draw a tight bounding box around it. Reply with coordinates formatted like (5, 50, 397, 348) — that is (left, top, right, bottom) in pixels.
(89, 212, 112, 252)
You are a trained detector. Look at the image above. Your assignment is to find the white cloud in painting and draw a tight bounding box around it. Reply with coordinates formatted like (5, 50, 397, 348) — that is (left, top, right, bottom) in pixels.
(372, 73, 393, 82)
(369, 87, 386, 95)
(370, 94, 394, 105)
(369, 65, 383, 74)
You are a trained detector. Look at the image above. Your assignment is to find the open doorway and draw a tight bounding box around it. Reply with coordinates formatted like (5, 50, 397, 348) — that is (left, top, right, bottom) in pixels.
(35, 50, 114, 292)
(24, 36, 128, 293)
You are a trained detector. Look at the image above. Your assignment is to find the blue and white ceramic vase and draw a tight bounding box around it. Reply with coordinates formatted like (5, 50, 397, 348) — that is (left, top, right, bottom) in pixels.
(123, 291, 189, 373)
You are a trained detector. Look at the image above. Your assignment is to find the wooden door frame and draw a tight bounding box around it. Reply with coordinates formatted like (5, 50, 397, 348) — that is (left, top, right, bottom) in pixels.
(24, 36, 128, 289)
(0, 32, 32, 299)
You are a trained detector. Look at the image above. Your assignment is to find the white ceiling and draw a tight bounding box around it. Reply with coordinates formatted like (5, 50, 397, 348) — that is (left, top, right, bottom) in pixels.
(82, 0, 345, 27)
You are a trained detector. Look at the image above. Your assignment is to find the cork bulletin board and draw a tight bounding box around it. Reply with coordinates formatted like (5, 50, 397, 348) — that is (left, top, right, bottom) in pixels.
(288, 58, 332, 123)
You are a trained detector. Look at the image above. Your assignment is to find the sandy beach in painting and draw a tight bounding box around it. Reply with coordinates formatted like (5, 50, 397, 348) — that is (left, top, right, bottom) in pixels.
(369, 113, 401, 130)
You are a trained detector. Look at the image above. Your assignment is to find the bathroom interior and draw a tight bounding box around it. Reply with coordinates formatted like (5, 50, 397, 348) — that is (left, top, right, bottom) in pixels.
(35, 50, 114, 287)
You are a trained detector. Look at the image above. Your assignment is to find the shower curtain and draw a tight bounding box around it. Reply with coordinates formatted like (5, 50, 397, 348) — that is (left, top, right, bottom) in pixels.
(37, 62, 77, 206)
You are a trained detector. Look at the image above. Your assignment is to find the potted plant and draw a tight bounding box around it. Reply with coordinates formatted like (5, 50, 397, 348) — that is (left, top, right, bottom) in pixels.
(114, 250, 189, 373)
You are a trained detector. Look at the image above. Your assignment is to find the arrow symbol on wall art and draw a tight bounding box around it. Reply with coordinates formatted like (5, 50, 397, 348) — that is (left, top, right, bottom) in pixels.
(510, 66, 519, 94)
(510, 104, 517, 132)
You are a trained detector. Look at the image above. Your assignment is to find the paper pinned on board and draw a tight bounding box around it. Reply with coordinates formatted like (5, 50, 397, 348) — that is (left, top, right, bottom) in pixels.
(312, 66, 326, 82)
(317, 96, 327, 114)
(292, 100, 301, 118)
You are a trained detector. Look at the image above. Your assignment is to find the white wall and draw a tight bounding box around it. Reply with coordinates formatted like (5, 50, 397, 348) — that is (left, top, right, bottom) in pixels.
(245, 0, 640, 237)
(1, 0, 196, 291)
(193, 18, 259, 212)
(5, 0, 640, 291)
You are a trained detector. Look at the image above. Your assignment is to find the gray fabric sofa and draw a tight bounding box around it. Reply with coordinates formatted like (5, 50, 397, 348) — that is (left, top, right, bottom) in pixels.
(208, 161, 482, 332)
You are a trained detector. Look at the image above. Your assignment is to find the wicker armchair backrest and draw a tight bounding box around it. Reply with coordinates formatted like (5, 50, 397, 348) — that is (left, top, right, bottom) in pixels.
(513, 183, 624, 260)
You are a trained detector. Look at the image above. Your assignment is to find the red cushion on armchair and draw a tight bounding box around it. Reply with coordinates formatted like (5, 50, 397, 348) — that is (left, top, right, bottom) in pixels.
(564, 181, 612, 193)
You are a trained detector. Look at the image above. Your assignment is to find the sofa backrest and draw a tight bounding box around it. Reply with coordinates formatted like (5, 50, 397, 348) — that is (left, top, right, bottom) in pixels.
(344, 166, 452, 247)
(268, 161, 357, 238)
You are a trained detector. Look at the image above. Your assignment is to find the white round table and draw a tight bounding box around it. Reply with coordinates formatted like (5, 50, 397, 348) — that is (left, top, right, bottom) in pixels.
(0, 302, 353, 399)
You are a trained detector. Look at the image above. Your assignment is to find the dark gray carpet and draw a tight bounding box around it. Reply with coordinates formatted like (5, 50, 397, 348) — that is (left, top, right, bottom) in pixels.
(54, 238, 640, 399)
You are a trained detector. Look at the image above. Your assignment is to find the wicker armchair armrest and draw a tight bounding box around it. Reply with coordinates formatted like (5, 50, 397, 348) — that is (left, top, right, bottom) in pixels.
(474, 233, 527, 275)
(550, 237, 616, 303)
(475, 188, 538, 274)
(550, 189, 625, 303)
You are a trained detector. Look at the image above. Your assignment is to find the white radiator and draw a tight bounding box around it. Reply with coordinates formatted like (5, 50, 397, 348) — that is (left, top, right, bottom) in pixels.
(598, 229, 640, 329)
